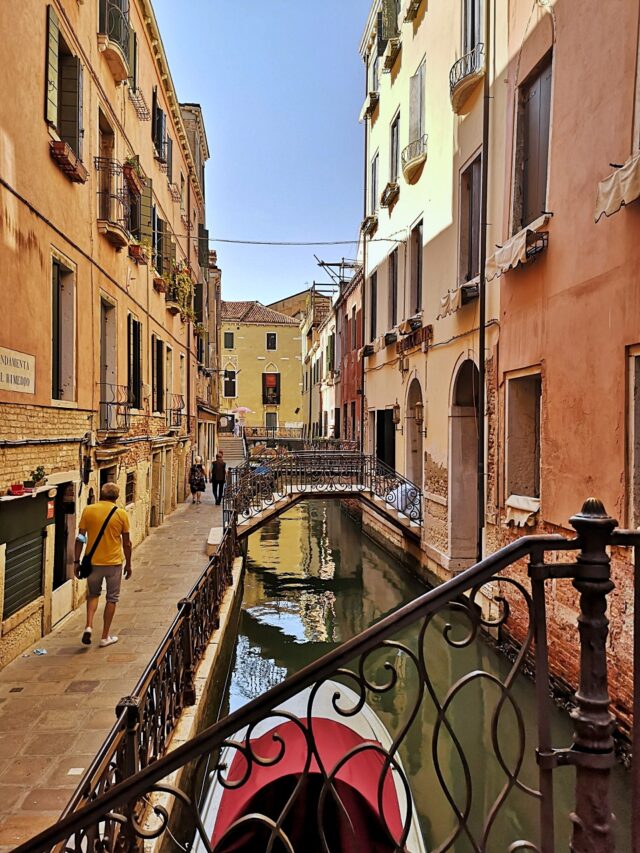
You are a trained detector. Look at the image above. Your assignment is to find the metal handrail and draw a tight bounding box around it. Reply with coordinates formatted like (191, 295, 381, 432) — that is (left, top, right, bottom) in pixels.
(14, 499, 630, 852)
(401, 133, 428, 168)
(99, 0, 130, 57)
(449, 42, 485, 95)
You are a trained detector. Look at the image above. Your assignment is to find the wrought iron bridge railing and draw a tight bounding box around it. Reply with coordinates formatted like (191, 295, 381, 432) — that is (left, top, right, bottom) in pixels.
(223, 451, 423, 530)
(449, 41, 485, 97)
(15, 498, 637, 852)
(245, 426, 304, 439)
(98, 383, 133, 432)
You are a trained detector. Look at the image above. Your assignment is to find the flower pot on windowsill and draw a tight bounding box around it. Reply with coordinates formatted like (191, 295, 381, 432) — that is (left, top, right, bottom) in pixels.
(123, 163, 145, 196)
(153, 276, 167, 293)
(9, 484, 25, 496)
(129, 243, 148, 264)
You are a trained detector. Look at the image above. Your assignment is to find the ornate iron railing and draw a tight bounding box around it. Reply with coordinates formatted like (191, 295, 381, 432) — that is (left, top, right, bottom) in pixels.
(449, 42, 485, 97)
(246, 426, 305, 439)
(401, 133, 428, 171)
(303, 438, 359, 451)
(166, 393, 185, 429)
(15, 499, 635, 852)
(43, 521, 238, 841)
(223, 452, 423, 528)
(99, 0, 130, 58)
(98, 383, 133, 432)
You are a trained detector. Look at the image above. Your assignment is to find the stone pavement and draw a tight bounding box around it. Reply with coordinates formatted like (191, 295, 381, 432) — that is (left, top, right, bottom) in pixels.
(0, 489, 222, 850)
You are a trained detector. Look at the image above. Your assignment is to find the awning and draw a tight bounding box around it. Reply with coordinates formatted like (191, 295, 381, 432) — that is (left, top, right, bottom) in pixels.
(485, 214, 550, 281)
(595, 152, 640, 221)
(504, 494, 540, 527)
(197, 402, 218, 423)
(437, 285, 463, 318)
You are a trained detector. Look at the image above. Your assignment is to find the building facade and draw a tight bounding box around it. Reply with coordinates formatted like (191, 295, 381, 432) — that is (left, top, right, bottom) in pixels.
(220, 301, 303, 435)
(0, 0, 217, 666)
(335, 270, 364, 444)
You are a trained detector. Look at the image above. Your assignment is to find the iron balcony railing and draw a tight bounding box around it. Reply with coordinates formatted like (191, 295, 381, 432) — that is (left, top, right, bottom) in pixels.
(98, 383, 133, 432)
(95, 157, 128, 227)
(449, 41, 485, 97)
(223, 451, 423, 528)
(99, 0, 130, 60)
(401, 133, 428, 171)
(166, 393, 185, 429)
(14, 499, 637, 852)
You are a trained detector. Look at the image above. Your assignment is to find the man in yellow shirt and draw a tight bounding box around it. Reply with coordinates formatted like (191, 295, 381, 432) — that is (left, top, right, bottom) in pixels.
(74, 482, 132, 647)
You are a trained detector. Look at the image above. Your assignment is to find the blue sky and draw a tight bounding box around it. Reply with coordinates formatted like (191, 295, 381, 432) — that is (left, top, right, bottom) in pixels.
(153, 0, 371, 304)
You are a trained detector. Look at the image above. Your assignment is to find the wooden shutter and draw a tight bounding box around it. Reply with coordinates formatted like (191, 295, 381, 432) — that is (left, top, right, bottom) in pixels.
(133, 319, 141, 408)
(523, 60, 552, 227)
(198, 224, 209, 267)
(127, 315, 133, 403)
(156, 338, 164, 412)
(194, 282, 204, 323)
(59, 55, 82, 155)
(168, 234, 176, 275)
(166, 135, 173, 182)
(128, 27, 137, 89)
(470, 157, 482, 279)
(140, 178, 153, 244)
(151, 333, 156, 407)
(151, 87, 158, 144)
(370, 272, 377, 341)
(409, 70, 420, 143)
(45, 5, 59, 126)
(52, 259, 61, 398)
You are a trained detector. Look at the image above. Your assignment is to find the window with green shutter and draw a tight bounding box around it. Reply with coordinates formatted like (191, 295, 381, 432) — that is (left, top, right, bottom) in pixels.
(140, 178, 153, 245)
(45, 6, 84, 158)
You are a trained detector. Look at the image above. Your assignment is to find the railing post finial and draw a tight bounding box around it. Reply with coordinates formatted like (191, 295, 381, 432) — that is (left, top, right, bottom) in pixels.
(568, 497, 617, 853)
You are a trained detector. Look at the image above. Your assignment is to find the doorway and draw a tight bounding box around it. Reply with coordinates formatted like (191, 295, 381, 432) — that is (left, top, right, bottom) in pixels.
(405, 378, 423, 485)
(100, 299, 117, 429)
(51, 482, 76, 625)
(376, 410, 395, 469)
(449, 359, 479, 561)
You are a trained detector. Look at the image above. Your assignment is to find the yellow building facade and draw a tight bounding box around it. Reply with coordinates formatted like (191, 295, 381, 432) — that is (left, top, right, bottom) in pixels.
(220, 302, 303, 434)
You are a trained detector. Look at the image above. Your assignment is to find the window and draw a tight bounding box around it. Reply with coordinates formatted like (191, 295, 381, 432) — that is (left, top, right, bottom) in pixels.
(351, 307, 357, 350)
(166, 135, 173, 183)
(370, 54, 379, 92)
(390, 113, 400, 182)
(266, 332, 277, 351)
(370, 152, 379, 214)
(224, 331, 234, 349)
(151, 335, 164, 413)
(351, 401, 356, 439)
(514, 57, 552, 231)
(459, 154, 482, 283)
(370, 272, 378, 341)
(52, 257, 75, 401)
(389, 248, 398, 328)
(409, 61, 425, 144)
(180, 173, 186, 210)
(127, 315, 142, 408)
(265, 412, 278, 429)
(45, 7, 84, 158)
(125, 471, 136, 505)
(223, 368, 237, 398)
(506, 373, 542, 498)
(410, 221, 423, 315)
(262, 372, 281, 405)
(151, 87, 167, 161)
(463, 0, 483, 55)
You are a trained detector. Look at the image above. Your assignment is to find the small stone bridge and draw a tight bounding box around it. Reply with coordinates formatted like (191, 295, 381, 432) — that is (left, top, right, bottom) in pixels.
(221, 451, 423, 540)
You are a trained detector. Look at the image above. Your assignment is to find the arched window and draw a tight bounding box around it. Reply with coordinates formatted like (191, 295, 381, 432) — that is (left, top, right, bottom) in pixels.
(262, 364, 280, 405)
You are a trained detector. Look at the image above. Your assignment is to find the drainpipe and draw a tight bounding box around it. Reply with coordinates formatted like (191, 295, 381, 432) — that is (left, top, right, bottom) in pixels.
(477, 0, 491, 562)
(359, 51, 369, 454)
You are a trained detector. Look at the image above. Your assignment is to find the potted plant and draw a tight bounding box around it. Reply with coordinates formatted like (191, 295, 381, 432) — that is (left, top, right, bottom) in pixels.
(166, 265, 194, 317)
(128, 238, 149, 264)
(194, 322, 207, 338)
(123, 156, 146, 196)
(24, 466, 47, 488)
(152, 270, 167, 293)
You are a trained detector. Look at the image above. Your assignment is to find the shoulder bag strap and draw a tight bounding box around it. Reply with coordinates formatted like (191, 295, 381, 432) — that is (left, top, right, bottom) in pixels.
(86, 506, 118, 562)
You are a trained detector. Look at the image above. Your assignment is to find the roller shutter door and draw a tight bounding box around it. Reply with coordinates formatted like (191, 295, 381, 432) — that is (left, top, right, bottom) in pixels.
(4, 531, 44, 619)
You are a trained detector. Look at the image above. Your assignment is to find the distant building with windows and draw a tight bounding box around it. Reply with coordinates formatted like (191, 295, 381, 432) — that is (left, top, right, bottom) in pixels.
(220, 302, 303, 435)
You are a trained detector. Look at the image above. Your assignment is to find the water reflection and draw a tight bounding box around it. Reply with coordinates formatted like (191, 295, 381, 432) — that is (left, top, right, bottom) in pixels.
(220, 501, 631, 851)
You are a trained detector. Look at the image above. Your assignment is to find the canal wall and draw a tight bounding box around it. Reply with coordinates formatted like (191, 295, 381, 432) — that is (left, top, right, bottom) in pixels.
(145, 553, 246, 853)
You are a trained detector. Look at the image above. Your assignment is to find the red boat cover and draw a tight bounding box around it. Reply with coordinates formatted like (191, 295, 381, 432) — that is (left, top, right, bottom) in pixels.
(212, 717, 404, 850)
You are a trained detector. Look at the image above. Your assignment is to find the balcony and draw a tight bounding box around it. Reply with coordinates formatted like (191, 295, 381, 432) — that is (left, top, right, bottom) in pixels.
(49, 141, 88, 184)
(361, 214, 378, 237)
(95, 158, 129, 249)
(128, 85, 151, 121)
(358, 91, 379, 122)
(380, 181, 400, 208)
(403, 0, 423, 22)
(449, 42, 485, 113)
(166, 394, 184, 430)
(401, 133, 428, 182)
(382, 36, 402, 72)
(122, 156, 146, 196)
(98, 383, 132, 433)
(97, 0, 130, 83)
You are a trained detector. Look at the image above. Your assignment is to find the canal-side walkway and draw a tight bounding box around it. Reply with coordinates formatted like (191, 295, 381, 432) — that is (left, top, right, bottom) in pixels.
(0, 490, 222, 850)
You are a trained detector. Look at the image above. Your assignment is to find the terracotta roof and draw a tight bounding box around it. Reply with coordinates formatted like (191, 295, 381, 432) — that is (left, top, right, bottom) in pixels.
(221, 301, 299, 326)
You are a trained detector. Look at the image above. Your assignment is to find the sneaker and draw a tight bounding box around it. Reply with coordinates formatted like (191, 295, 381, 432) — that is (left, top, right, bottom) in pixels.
(99, 636, 118, 648)
(81, 627, 92, 645)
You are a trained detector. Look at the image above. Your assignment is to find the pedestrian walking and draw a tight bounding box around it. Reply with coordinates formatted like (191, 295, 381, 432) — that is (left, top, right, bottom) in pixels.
(189, 455, 206, 504)
(74, 482, 131, 648)
(210, 452, 227, 505)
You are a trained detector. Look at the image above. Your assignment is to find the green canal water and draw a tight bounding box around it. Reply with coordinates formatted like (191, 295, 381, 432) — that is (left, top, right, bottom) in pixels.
(216, 500, 631, 852)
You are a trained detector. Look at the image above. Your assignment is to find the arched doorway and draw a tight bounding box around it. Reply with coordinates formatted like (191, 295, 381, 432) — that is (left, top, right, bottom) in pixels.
(405, 378, 423, 486)
(449, 359, 479, 562)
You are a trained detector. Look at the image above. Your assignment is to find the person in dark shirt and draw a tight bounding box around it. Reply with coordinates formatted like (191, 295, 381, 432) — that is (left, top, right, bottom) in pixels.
(210, 453, 227, 505)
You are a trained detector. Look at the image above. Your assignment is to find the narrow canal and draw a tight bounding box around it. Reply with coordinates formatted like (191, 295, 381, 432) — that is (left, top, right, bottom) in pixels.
(216, 500, 631, 851)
